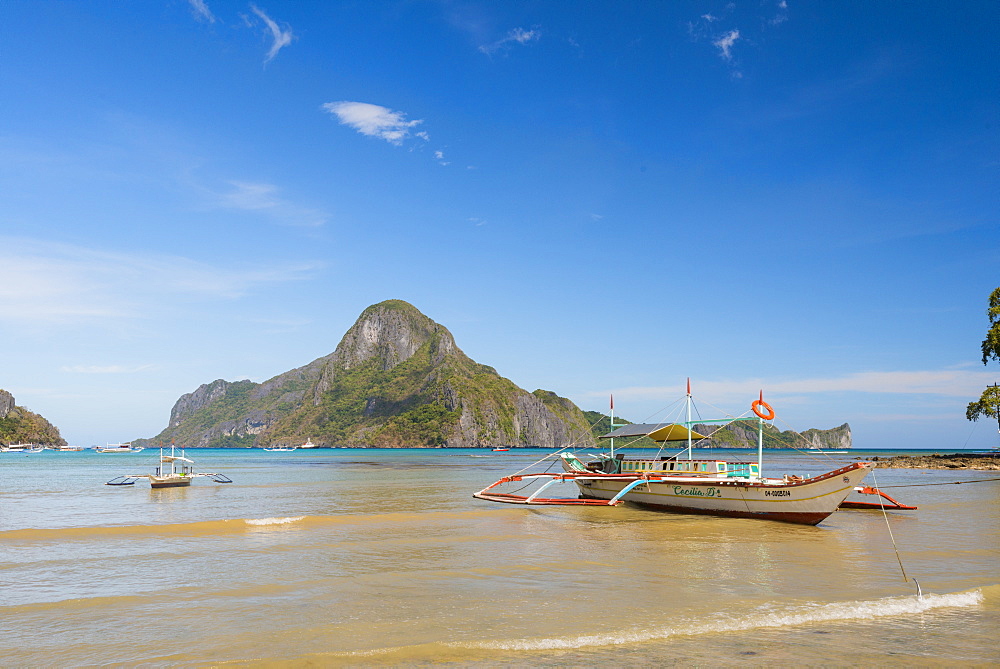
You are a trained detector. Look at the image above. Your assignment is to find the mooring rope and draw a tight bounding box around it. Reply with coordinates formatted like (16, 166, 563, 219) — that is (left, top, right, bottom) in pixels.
(870, 468, 922, 598)
(865, 477, 1000, 488)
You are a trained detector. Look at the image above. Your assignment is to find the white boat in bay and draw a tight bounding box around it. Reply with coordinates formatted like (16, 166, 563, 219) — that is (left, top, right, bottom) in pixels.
(1, 443, 35, 453)
(95, 443, 144, 453)
(106, 446, 232, 488)
(263, 445, 297, 452)
(299, 438, 317, 449)
(475, 381, 897, 526)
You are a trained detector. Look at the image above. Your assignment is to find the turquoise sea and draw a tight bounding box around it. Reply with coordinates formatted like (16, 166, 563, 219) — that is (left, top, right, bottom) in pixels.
(1, 447, 998, 666)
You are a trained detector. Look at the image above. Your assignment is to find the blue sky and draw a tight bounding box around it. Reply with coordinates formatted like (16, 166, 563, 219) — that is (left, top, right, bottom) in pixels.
(2, 1, 997, 449)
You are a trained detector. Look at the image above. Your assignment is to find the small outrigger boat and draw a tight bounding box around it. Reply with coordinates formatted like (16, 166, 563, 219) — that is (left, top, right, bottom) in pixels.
(263, 445, 297, 452)
(474, 381, 911, 525)
(106, 446, 232, 488)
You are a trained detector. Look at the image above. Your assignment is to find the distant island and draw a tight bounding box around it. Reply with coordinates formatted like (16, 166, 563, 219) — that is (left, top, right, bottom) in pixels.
(0, 389, 66, 447)
(139, 299, 852, 450)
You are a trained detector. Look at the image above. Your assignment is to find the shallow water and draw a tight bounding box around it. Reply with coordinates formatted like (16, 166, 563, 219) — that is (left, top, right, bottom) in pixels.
(1, 448, 997, 666)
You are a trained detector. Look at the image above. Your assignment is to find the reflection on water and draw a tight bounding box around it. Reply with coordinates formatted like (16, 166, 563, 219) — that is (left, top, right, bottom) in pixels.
(1, 448, 998, 665)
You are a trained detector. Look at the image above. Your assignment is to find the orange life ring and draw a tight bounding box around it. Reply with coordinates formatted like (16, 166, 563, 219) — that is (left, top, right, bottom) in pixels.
(752, 399, 775, 420)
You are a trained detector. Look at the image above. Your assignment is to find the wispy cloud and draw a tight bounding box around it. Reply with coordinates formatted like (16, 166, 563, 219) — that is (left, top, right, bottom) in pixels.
(61, 364, 157, 374)
(479, 27, 540, 55)
(0, 237, 319, 327)
(212, 180, 328, 227)
(713, 29, 740, 61)
(588, 369, 1000, 405)
(250, 4, 293, 63)
(187, 0, 215, 23)
(322, 101, 426, 146)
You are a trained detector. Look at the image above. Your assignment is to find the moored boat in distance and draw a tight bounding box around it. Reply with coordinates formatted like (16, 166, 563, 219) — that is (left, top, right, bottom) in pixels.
(106, 445, 232, 488)
(474, 381, 890, 526)
(1, 443, 35, 453)
(95, 442, 144, 453)
(299, 438, 317, 449)
(263, 445, 297, 452)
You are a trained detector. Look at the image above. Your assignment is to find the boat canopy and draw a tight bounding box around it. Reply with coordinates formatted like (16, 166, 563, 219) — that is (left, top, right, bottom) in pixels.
(600, 423, 708, 443)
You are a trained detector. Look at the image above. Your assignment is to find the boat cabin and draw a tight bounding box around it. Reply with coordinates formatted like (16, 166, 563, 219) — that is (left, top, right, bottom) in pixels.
(565, 453, 759, 478)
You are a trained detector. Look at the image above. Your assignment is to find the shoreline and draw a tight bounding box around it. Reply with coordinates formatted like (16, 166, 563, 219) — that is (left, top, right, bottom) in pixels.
(866, 452, 1000, 470)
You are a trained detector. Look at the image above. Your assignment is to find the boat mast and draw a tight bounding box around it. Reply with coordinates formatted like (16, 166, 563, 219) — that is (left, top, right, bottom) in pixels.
(757, 391, 764, 478)
(609, 394, 615, 459)
(686, 378, 692, 461)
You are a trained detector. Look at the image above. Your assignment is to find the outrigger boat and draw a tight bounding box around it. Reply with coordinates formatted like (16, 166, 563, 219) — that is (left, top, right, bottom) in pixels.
(106, 446, 232, 488)
(263, 445, 297, 452)
(1, 443, 35, 453)
(474, 381, 912, 525)
(95, 442, 144, 453)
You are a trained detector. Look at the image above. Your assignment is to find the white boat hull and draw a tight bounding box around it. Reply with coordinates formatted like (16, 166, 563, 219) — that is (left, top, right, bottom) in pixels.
(148, 475, 192, 488)
(570, 463, 873, 525)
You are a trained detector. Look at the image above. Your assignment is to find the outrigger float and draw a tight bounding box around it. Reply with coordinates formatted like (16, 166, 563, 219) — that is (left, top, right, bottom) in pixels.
(106, 446, 232, 488)
(474, 381, 915, 525)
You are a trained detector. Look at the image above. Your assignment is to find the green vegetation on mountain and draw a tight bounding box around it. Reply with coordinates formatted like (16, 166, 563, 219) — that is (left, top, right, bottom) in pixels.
(0, 389, 66, 446)
(143, 300, 596, 449)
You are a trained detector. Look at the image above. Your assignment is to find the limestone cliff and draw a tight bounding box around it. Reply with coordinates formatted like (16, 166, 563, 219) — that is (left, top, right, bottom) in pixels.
(0, 389, 66, 446)
(143, 300, 597, 449)
(693, 421, 852, 450)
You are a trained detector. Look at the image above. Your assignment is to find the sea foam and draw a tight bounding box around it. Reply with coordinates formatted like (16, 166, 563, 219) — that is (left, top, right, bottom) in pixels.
(456, 589, 984, 651)
(244, 516, 306, 526)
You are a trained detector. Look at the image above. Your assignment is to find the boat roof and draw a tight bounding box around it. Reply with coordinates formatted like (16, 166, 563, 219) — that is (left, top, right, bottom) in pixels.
(161, 455, 193, 463)
(600, 423, 708, 442)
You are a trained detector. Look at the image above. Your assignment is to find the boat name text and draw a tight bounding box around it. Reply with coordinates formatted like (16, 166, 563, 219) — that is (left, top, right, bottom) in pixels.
(673, 486, 723, 498)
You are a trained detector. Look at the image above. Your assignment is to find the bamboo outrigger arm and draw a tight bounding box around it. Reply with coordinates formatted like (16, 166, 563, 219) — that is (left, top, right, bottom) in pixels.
(473, 472, 658, 506)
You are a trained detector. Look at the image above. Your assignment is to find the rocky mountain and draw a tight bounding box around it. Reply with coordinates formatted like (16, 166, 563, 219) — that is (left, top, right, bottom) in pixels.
(584, 411, 851, 449)
(143, 300, 598, 449)
(0, 389, 66, 446)
(692, 421, 852, 450)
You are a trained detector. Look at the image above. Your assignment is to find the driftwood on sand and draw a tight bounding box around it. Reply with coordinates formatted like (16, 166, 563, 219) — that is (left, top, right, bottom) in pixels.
(865, 453, 1000, 470)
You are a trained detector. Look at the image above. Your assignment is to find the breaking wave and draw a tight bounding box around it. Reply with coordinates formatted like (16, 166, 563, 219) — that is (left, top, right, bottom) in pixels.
(456, 590, 984, 651)
(244, 516, 306, 526)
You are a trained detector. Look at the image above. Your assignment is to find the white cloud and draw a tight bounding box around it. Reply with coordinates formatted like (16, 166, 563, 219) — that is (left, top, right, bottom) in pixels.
(713, 29, 740, 61)
(588, 369, 1000, 406)
(213, 180, 328, 227)
(251, 4, 293, 63)
(479, 27, 540, 55)
(322, 101, 425, 146)
(188, 0, 215, 23)
(0, 237, 319, 327)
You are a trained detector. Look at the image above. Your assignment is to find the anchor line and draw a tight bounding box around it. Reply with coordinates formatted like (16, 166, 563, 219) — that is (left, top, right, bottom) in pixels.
(870, 468, 921, 598)
(865, 478, 1000, 488)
